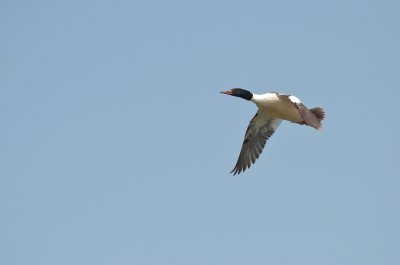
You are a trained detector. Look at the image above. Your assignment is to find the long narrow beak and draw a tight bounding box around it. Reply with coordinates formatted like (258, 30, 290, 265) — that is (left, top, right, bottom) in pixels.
(220, 90, 233, 95)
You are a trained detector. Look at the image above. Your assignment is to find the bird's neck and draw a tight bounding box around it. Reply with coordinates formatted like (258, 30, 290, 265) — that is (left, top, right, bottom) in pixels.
(251, 93, 277, 107)
(251, 93, 267, 104)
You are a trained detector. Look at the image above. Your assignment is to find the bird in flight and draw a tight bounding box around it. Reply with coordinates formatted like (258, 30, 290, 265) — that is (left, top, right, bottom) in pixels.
(221, 88, 325, 175)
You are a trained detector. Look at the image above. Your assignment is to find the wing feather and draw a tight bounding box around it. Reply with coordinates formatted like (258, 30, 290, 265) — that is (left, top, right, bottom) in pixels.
(231, 111, 282, 175)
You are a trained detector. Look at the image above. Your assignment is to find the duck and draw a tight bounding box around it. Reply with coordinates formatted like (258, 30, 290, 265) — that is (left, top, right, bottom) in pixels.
(220, 88, 325, 175)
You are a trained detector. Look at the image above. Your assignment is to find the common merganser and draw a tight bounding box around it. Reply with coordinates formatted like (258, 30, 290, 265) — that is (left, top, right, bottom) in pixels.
(221, 88, 325, 175)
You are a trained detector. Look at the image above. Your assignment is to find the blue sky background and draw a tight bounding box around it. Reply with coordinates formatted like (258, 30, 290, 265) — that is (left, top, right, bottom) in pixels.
(1, 1, 399, 264)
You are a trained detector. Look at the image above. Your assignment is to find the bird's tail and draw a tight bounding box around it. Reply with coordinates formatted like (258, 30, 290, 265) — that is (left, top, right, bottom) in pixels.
(310, 107, 325, 122)
(295, 106, 325, 129)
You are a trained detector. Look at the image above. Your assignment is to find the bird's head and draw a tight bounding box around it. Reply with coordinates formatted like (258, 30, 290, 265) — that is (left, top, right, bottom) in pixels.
(220, 88, 253, 100)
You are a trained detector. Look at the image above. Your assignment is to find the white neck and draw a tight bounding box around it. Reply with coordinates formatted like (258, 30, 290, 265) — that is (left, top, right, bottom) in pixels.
(250, 93, 277, 107)
(251, 94, 265, 103)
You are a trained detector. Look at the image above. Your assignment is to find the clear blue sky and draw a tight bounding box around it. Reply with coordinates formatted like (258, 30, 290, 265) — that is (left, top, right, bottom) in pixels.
(1, 1, 399, 264)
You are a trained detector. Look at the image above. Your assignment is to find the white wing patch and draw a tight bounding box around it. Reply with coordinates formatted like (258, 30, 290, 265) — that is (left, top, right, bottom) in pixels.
(288, 95, 301, 104)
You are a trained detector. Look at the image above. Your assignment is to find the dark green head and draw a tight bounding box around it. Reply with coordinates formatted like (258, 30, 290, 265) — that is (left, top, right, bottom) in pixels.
(220, 88, 253, 101)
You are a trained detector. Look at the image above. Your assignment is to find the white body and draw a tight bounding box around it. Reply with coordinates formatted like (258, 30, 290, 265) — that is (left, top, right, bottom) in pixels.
(251, 93, 303, 123)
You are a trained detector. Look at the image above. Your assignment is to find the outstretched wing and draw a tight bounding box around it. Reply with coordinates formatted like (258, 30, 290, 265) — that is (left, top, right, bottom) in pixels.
(231, 111, 282, 175)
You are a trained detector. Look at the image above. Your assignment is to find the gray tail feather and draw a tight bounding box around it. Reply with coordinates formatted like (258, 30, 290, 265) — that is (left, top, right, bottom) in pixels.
(295, 106, 325, 129)
(310, 107, 325, 122)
